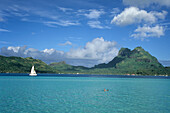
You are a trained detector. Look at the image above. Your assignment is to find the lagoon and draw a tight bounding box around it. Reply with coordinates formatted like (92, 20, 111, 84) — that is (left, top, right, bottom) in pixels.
(0, 74, 170, 113)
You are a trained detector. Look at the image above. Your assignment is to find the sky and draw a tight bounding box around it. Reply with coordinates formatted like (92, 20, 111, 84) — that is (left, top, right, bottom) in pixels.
(0, 0, 170, 67)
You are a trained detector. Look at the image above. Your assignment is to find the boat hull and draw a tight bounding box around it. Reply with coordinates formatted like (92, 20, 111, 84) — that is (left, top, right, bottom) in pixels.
(29, 74, 37, 76)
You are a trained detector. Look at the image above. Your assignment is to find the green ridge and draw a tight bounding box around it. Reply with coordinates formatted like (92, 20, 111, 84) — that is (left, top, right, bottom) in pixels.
(0, 55, 58, 73)
(49, 61, 88, 74)
(0, 47, 169, 76)
(93, 47, 167, 75)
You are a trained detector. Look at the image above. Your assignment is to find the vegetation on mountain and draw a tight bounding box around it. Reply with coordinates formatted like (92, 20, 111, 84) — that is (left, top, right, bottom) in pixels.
(165, 67, 170, 75)
(0, 55, 57, 73)
(49, 61, 88, 73)
(49, 47, 168, 75)
(0, 47, 169, 76)
(93, 47, 167, 75)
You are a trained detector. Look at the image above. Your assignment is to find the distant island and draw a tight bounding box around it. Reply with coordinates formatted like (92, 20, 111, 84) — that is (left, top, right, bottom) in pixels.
(0, 47, 169, 76)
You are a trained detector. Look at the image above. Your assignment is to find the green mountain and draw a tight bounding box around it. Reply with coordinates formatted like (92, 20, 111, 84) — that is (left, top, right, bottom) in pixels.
(0, 55, 58, 73)
(165, 67, 170, 75)
(49, 61, 88, 74)
(0, 47, 169, 76)
(93, 47, 167, 75)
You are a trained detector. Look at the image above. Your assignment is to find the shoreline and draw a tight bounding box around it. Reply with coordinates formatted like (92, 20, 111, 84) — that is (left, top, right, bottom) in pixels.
(0, 73, 169, 79)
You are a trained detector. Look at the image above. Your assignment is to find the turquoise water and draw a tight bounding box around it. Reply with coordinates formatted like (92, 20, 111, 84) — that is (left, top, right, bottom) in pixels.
(0, 75, 170, 113)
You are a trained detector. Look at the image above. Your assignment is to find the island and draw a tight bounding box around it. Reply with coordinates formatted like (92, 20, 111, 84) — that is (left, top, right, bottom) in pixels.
(0, 47, 169, 76)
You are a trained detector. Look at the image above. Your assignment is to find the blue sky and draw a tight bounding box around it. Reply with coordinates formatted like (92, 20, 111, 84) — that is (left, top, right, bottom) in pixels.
(0, 0, 170, 67)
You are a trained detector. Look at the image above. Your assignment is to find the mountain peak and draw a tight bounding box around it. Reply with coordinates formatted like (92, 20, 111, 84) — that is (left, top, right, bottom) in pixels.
(134, 46, 145, 51)
(94, 46, 167, 75)
(118, 48, 131, 57)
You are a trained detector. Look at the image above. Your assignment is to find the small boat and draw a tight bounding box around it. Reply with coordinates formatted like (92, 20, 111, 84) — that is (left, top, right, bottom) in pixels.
(29, 65, 37, 76)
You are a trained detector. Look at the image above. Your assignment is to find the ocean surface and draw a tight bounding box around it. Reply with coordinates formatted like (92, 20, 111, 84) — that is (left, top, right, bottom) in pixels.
(0, 74, 170, 113)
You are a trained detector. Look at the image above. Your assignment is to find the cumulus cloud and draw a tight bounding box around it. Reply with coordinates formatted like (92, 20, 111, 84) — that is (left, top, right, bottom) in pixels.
(59, 41, 72, 46)
(67, 37, 118, 64)
(123, 0, 170, 8)
(87, 21, 110, 29)
(1, 46, 27, 57)
(0, 38, 119, 67)
(84, 9, 105, 19)
(0, 46, 66, 63)
(111, 7, 167, 26)
(111, 7, 167, 40)
(131, 25, 165, 40)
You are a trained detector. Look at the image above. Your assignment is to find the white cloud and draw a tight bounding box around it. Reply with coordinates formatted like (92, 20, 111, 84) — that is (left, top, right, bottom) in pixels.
(0, 28, 10, 32)
(84, 9, 105, 19)
(1, 46, 27, 57)
(131, 25, 165, 40)
(0, 4, 59, 22)
(8, 46, 20, 53)
(87, 21, 110, 29)
(16, 5, 59, 21)
(111, 7, 167, 26)
(57, 7, 73, 12)
(151, 11, 167, 20)
(67, 37, 118, 64)
(44, 20, 80, 27)
(59, 41, 72, 46)
(111, 8, 120, 17)
(111, 7, 167, 41)
(43, 48, 56, 54)
(0, 38, 119, 67)
(123, 0, 170, 8)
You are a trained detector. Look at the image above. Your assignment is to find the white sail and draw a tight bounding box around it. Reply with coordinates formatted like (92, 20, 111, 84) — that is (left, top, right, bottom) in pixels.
(29, 65, 37, 76)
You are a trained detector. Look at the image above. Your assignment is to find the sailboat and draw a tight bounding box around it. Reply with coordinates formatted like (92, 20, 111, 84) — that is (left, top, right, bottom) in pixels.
(29, 65, 37, 76)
